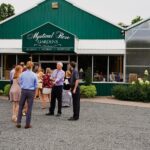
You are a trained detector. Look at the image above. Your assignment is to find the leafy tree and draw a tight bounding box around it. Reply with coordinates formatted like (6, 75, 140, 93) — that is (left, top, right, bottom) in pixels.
(131, 16, 143, 25)
(118, 22, 128, 28)
(0, 3, 15, 22)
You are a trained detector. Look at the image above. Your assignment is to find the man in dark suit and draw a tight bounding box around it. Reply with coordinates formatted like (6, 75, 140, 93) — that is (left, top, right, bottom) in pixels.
(68, 61, 80, 121)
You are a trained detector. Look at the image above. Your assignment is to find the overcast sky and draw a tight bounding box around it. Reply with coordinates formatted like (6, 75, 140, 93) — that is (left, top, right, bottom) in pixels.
(0, 0, 150, 25)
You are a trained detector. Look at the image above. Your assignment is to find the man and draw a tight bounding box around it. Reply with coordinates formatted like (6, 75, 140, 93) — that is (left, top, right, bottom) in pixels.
(16, 61, 38, 129)
(20, 62, 27, 72)
(46, 62, 65, 117)
(68, 61, 80, 121)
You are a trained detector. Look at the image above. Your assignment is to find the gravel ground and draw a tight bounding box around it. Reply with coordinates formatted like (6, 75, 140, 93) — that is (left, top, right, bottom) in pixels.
(1, 99, 150, 150)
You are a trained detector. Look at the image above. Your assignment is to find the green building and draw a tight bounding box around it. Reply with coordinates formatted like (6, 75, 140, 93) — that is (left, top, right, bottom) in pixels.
(0, 0, 125, 95)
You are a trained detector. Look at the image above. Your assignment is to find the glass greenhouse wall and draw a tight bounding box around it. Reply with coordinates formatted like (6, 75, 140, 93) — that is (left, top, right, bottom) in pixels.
(126, 20, 150, 81)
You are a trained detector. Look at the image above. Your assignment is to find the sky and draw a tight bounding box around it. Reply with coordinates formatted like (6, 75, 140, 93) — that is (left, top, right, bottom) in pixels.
(0, 0, 150, 25)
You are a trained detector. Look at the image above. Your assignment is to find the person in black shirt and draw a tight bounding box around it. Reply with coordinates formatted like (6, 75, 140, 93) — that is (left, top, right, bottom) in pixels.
(68, 61, 80, 121)
(62, 70, 72, 107)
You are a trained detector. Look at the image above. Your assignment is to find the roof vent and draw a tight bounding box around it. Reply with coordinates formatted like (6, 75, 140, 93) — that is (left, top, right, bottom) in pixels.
(52, 2, 59, 9)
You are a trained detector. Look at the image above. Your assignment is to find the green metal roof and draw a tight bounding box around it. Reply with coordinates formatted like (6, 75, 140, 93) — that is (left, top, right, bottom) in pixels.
(0, 0, 124, 39)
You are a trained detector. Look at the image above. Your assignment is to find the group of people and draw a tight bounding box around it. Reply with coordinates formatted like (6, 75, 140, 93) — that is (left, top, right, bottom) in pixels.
(94, 71, 123, 82)
(109, 72, 123, 82)
(9, 61, 80, 129)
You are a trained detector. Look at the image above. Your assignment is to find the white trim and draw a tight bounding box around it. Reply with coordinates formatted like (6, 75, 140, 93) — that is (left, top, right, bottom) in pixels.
(0, 39, 22, 49)
(15, 55, 17, 65)
(126, 65, 150, 68)
(127, 48, 150, 50)
(0, 54, 3, 79)
(92, 56, 94, 82)
(76, 40, 125, 54)
(0, 39, 125, 54)
(0, 0, 124, 31)
(0, 48, 25, 54)
(74, 38, 79, 53)
(76, 55, 78, 70)
(126, 17, 150, 31)
(107, 56, 110, 82)
(123, 54, 126, 82)
(22, 22, 77, 38)
(39, 61, 69, 63)
(92, 81, 127, 84)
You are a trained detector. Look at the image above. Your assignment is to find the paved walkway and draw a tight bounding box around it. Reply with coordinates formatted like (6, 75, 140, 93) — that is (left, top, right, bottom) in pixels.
(1, 96, 150, 108)
(1, 97, 150, 150)
(82, 97, 150, 108)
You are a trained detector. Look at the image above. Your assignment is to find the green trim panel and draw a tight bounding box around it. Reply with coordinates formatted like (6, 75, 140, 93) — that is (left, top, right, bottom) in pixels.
(0, 81, 127, 96)
(0, 0, 124, 39)
(0, 81, 10, 90)
(93, 83, 128, 96)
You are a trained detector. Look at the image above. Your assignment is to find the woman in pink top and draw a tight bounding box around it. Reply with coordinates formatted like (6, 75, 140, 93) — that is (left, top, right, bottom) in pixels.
(9, 65, 22, 123)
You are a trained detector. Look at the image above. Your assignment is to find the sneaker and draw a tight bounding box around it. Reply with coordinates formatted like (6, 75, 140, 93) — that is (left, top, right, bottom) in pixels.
(16, 124, 21, 128)
(24, 125, 32, 129)
(56, 113, 61, 117)
(45, 112, 54, 116)
(68, 117, 79, 121)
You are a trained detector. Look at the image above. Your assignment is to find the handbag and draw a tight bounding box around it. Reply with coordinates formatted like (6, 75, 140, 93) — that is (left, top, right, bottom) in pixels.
(42, 88, 51, 94)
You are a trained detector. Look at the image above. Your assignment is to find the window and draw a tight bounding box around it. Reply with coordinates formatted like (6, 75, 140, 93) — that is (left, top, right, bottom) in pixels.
(109, 56, 123, 82)
(126, 67, 148, 82)
(55, 55, 68, 61)
(78, 55, 92, 80)
(3, 55, 16, 80)
(32, 55, 39, 62)
(70, 55, 77, 62)
(93, 56, 107, 82)
(40, 55, 53, 61)
(17, 54, 31, 64)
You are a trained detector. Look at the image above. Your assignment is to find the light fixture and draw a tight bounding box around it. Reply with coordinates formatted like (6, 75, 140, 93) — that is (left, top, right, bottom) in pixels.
(52, 2, 59, 9)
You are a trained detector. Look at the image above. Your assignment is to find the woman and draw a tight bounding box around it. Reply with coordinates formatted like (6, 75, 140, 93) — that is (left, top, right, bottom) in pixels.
(9, 65, 22, 123)
(42, 68, 53, 109)
(62, 70, 72, 107)
(35, 67, 44, 100)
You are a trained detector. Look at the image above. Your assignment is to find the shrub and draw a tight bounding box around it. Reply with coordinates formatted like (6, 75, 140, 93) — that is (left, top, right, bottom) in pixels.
(112, 85, 128, 100)
(112, 69, 150, 102)
(112, 84, 150, 102)
(80, 85, 97, 98)
(4, 84, 11, 96)
(84, 67, 92, 85)
(127, 84, 147, 101)
(0, 90, 3, 95)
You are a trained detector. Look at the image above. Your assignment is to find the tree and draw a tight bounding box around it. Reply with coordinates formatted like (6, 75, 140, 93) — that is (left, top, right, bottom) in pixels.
(131, 16, 143, 25)
(0, 3, 15, 22)
(118, 22, 128, 28)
